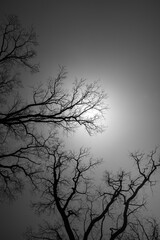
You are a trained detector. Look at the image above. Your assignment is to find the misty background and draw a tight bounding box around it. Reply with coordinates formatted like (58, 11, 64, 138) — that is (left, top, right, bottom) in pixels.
(0, 0, 160, 239)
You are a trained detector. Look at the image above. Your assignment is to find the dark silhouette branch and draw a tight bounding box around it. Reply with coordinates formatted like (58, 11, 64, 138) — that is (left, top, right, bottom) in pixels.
(124, 217, 160, 240)
(0, 14, 39, 73)
(26, 145, 160, 240)
(0, 15, 107, 200)
(1, 67, 107, 135)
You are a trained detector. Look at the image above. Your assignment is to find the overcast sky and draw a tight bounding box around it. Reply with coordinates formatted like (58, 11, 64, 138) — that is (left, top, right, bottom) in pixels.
(1, 0, 160, 238)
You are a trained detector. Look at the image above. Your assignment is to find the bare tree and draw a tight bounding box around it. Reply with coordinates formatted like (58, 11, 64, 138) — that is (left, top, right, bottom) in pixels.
(120, 216, 160, 240)
(0, 15, 107, 200)
(25, 144, 160, 240)
(0, 67, 107, 135)
(0, 14, 40, 200)
(0, 14, 38, 72)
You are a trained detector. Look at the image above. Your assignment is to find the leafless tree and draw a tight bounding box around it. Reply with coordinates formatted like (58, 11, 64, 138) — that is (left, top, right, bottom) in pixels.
(120, 216, 160, 240)
(1, 67, 107, 135)
(0, 14, 40, 200)
(25, 144, 160, 240)
(0, 14, 38, 72)
(0, 15, 107, 200)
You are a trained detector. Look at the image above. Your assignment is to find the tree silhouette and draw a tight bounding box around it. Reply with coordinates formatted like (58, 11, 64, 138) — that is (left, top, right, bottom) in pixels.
(25, 143, 160, 240)
(0, 14, 39, 200)
(121, 217, 160, 240)
(2, 14, 160, 240)
(0, 14, 38, 72)
(0, 15, 107, 200)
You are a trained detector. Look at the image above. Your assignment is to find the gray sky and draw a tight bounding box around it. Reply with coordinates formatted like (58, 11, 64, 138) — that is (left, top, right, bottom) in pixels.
(1, 0, 160, 238)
